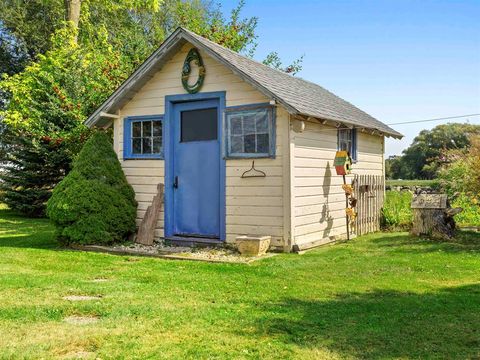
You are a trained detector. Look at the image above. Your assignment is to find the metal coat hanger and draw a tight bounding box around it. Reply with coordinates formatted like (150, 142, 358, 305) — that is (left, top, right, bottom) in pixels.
(241, 161, 266, 178)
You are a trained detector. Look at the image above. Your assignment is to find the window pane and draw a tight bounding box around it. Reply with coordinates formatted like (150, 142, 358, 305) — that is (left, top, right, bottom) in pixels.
(143, 121, 152, 137)
(243, 115, 256, 135)
(181, 108, 217, 142)
(256, 133, 269, 153)
(225, 106, 274, 158)
(231, 116, 243, 135)
(132, 138, 142, 154)
(152, 137, 161, 153)
(132, 122, 142, 137)
(142, 138, 152, 154)
(153, 121, 162, 136)
(255, 112, 268, 133)
(231, 135, 243, 153)
(244, 134, 256, 153)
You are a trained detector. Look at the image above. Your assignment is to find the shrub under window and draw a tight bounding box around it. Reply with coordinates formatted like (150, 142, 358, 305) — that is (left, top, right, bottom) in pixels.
(225, 105, 275, 158)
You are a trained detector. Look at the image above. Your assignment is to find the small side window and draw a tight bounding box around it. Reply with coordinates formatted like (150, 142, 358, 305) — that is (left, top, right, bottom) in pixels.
(124, 115, 163, 159)
(337, 128, 357, 161)
(225, 105, 275, 158)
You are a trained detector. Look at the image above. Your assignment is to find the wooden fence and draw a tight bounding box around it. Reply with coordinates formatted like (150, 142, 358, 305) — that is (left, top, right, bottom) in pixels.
(353, 174, 385, 236)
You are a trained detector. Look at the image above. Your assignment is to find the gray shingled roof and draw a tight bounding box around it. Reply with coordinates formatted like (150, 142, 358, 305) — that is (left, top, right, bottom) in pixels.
(86, 27, 402, 138)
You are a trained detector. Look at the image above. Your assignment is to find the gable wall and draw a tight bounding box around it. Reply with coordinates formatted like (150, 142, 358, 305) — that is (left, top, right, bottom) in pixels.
(291, 119, 384, 246)
(113, 43, 289, 248)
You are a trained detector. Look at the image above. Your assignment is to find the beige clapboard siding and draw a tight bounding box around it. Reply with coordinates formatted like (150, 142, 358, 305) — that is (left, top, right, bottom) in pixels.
(113, 42, 285, 244)
(292, 120, 384, 246)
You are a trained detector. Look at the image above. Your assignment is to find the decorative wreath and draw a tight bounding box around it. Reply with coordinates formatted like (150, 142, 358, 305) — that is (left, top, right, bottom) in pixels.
(181, 48, 205, 94)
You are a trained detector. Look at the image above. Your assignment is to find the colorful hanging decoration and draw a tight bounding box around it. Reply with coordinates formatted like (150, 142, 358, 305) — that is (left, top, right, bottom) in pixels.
(182, 48, 205, 94)
(345, 207, 357, 227)
(342, 184, 354, 196)
(334, 150, 352, 175)
(334, 151, 355, 239)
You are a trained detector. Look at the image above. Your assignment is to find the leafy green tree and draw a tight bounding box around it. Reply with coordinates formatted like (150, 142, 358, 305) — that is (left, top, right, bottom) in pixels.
(438, 134, 480, 196)
(47, 131, 137, 244)
(0, 0, 260, 74)
(0, 26, 116, 215)
(0, 0, 303, 216)
(389, 123, 480, 179)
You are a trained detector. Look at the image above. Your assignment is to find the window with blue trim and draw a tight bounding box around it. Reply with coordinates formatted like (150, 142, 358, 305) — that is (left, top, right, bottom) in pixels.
(124, 115, 163, 159)
(338, 128, 357, 161)
(225, 105, 275, 158)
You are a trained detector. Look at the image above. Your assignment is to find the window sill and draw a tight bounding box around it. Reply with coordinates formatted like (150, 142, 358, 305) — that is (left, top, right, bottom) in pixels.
(225, 154, 275, 160)
(123, 155, 164, 160)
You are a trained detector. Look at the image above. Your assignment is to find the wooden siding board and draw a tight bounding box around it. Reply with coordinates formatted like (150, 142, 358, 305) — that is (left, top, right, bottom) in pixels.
(292, 121, 384, 246)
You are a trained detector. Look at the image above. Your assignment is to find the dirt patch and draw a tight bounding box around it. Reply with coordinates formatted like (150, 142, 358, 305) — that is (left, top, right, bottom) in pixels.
(63, 315, 99, 325)
(87, 278, 109, 283)
(63, 295, 102, 301)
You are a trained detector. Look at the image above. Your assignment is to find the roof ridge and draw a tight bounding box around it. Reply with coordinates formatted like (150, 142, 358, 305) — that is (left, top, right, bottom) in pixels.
(180, 27, 306, 78)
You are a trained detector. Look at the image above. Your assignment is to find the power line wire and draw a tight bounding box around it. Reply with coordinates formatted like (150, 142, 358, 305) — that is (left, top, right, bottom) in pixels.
(387, 113, 480, 126)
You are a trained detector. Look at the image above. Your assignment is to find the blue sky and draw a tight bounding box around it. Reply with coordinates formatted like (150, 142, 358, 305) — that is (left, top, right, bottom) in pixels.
(220, 0, 480, 155)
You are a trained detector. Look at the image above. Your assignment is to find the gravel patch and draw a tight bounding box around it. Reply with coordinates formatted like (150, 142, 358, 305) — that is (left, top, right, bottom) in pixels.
(107, 240, 274, 263)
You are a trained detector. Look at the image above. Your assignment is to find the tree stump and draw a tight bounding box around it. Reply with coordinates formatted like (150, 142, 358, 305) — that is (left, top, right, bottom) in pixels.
(411, 194, 462, 239)
(136, 183, 164, 246)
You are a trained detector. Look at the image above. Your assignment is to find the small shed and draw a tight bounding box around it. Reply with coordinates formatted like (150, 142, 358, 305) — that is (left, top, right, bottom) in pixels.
(85, 28, 402, 252)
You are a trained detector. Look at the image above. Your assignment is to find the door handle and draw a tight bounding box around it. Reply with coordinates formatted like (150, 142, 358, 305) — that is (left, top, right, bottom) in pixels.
(173, 176, 178, 189)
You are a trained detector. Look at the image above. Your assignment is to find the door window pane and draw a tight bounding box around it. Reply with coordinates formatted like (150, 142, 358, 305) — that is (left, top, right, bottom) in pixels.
(181, 107, 217, 142)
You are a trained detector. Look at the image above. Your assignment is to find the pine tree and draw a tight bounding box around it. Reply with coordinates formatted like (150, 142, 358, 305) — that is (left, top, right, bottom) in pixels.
(0, 130, 70, 217)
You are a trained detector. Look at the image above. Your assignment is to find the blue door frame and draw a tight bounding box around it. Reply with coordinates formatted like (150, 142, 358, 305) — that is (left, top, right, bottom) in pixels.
(164, 91, 226, 241)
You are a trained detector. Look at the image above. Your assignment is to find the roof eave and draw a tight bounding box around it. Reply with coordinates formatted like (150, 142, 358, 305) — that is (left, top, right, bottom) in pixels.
(294, 112, 403, 139)
(85, 28, 186, 127)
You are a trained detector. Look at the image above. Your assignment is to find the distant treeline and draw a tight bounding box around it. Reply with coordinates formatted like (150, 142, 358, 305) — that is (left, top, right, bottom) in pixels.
(385, 123, 480, 180)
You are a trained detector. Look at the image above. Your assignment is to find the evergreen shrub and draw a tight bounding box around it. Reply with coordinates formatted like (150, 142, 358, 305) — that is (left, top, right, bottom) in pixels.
(47, 131, 137, 244)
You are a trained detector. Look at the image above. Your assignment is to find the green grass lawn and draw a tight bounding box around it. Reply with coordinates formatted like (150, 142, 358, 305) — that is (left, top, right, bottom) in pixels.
(1, 207, 479, 359)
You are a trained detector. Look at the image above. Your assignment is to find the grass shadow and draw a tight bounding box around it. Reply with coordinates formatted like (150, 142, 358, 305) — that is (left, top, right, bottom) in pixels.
(249, 284, 480, 359)
(0, 208, 57, 249)
(371, 231, 480, 254)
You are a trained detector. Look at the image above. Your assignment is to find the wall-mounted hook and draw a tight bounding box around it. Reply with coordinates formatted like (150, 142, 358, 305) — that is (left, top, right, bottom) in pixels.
(241, 161, 266, 178)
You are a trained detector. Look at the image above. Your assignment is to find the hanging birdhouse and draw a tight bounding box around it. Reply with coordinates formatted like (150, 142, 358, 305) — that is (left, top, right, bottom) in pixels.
(334, 150, 352, 175)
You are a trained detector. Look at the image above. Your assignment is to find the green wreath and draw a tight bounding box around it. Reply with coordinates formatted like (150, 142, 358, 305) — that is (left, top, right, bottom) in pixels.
(181, 48, 205, 94)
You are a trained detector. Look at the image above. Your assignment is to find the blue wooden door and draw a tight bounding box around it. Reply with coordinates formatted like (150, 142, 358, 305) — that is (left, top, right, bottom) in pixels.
(172, 100, 220, 238)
